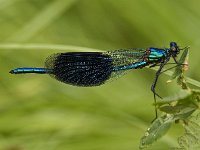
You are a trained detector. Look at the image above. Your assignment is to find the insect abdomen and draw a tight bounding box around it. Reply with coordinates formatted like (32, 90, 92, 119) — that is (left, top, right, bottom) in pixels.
(9, 68, 50, 74)
(113, 61, 147, 71)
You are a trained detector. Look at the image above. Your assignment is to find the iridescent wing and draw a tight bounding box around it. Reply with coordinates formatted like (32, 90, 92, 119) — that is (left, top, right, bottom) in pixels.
(105, 48, 145, 79)
(45, 48, 145, 86)
(105, 48, 145, 67)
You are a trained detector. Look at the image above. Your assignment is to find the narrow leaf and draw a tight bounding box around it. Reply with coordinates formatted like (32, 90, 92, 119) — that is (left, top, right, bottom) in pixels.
(140, 114, 174, 149)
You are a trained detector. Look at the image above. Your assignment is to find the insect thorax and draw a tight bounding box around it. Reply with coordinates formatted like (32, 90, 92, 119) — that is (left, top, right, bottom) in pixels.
(144, 48, 168, 63)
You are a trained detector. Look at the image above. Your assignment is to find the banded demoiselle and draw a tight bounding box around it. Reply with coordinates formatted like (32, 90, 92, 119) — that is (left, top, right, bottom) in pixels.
(10, 42, 184, 116)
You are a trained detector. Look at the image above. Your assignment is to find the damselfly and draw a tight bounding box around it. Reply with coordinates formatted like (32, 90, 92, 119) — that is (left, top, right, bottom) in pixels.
(10, 42, 184, 116)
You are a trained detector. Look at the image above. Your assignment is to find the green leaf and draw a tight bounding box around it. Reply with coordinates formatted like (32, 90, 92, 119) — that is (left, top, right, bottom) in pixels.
(173, 112, 200, 150)
(157, 89, 199, 120)
(192, 89, 200, 97)
(159, 104, 196, 119)
(141, 87, 200, 149)
(156, 90, 192, 106)
(139, 114, 174, 149)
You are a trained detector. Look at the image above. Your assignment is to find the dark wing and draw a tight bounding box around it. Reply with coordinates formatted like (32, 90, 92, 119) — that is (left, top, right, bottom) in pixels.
(45, 49, 146, 87)
(45, 52, 113, 86)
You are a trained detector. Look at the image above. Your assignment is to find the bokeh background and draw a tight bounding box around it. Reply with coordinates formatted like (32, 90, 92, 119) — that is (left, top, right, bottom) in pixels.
(0, 0, 200, 150)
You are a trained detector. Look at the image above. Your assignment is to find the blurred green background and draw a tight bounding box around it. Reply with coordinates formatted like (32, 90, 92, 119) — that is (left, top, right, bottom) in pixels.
(0, 0, 200, 149)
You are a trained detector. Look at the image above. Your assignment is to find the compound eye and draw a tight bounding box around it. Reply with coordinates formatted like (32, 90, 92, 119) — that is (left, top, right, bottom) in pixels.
(170, 42, 177, 47)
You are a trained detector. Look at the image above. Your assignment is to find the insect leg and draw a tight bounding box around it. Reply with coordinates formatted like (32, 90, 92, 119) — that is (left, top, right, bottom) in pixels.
(173, 56, 179, 64)
(149, 63, 158, 68)
(151, 62, 166, 99)
(151, 60, 169, 119)
(160, 64, 186, 74)
(150, 62, 178, 67)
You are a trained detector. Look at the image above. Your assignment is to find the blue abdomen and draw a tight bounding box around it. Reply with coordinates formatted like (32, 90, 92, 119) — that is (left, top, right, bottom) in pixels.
(113, 61, 147, 71)
(10, 68, 51, 74)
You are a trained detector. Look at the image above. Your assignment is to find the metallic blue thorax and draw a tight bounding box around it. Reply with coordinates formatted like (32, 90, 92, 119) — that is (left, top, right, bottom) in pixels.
(148, 48, 168, 62)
